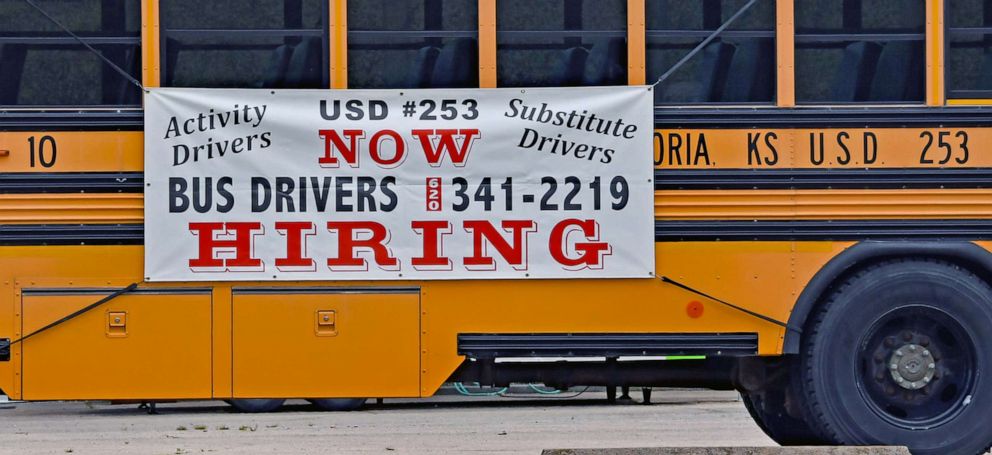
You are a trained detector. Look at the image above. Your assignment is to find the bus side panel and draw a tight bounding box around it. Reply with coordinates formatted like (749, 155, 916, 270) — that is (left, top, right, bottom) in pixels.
(0, 246, 148, 400)
(21, 291, 212, 400)
(0, 241, 850, 400)
(231, 291, 421, 399)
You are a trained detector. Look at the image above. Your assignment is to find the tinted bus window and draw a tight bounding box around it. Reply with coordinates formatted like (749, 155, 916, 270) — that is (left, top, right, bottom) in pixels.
(0, 0, 141, 106)
(947, 0, 992, 99)
(647, 0, 775, 104)
(497, 0, 627, 87)
(795, 0, 925, 103)
(161, 0, 328, 88)
(348, 0, 478, 88)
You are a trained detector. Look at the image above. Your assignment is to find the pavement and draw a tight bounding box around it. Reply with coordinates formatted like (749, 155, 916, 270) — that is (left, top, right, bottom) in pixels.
(544, 449, 910, 455)
(0, 389, 776, 454)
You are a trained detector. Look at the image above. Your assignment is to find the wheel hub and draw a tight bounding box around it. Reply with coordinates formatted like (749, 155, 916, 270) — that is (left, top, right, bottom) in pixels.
(860, 305, 977, 427)
(888, 343, 936, 390)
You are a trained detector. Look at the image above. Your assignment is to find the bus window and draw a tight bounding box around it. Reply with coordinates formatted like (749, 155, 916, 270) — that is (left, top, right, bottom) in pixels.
(161, 0, 328, 88)
(947, 0, 992, 99)
(0, 0, 141, 107)
(348, 0, 478, 89)
(647, 0, 775, 104)
(496, 0, 627, 87)
(795, 0, 925, 103)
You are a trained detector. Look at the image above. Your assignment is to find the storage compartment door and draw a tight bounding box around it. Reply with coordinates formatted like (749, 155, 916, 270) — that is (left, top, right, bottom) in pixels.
(21, 289, 213, 400)
(232, 290, 420, 398)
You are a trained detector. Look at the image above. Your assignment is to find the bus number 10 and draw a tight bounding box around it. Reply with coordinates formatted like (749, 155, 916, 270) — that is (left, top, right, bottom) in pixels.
(28, 135, 58, 168)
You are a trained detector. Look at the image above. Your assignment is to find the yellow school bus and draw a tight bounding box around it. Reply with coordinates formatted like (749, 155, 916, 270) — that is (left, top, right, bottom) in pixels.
(2, 0, 992, 453)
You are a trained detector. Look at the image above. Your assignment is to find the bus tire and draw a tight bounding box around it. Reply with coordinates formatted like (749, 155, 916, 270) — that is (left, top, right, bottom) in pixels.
(228, 398, 285, 413)
(741, 386, 825, 445)
(799, 259, 992, 455)
(307, 398, 366, 411)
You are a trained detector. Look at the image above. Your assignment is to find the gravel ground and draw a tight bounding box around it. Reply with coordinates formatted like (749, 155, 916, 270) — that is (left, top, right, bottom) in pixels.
(0, 389, 774, 455)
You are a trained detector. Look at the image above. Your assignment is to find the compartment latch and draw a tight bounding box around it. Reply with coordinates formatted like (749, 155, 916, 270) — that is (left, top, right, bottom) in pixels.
(107, 311, 127, 337)
(316, 310, 337, 336)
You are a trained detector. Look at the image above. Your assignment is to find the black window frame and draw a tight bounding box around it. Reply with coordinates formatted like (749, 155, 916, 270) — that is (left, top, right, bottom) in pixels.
(945, 0, 992, 99)
(159, 0, 330, 89)
(495, 0, 628, 88)
(0, 0, 143, 109)
(646, 0, 778, 106)
(793, 0, 927, 105)
(346, 0, 479, 89)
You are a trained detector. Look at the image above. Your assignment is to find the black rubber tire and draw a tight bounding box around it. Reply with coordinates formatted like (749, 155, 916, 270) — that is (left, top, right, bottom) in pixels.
(741, 386, 825, 445)
(797, 259, 992, 455)
(228, 398, 285, 413)
(307, 398, 366, 411)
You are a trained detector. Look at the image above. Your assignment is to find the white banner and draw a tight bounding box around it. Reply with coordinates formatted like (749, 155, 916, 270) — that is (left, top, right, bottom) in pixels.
(144, 86, 654, 281)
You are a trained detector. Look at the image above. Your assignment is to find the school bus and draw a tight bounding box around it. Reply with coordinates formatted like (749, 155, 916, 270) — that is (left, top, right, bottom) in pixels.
(2, 0, 992, 453)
